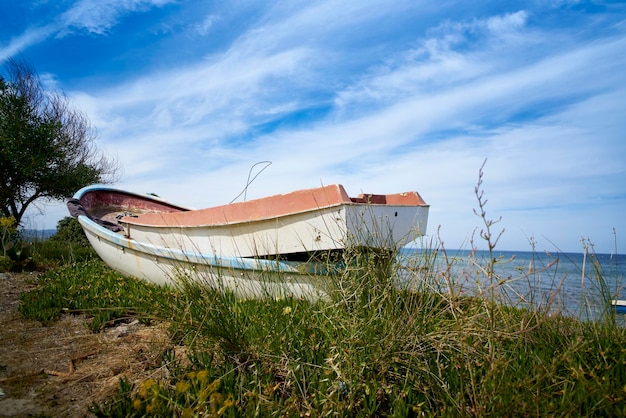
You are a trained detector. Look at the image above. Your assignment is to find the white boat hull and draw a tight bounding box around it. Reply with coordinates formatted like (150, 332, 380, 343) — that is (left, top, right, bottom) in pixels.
(79, 216, 332, 301)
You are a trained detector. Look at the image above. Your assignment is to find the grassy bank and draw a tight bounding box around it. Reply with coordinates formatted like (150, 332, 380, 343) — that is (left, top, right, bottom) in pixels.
(11, 170, 626, 416)
(18, 242, 626, 417)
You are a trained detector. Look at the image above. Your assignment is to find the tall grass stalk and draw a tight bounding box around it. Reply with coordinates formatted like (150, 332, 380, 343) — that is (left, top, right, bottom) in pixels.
(472, 159, 506, 373)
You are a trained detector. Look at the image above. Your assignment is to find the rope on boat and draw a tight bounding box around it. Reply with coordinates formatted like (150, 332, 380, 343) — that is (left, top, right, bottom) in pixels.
(230, 160, 272, 203)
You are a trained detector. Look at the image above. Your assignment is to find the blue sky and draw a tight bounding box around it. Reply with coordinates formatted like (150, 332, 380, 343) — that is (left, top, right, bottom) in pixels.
(1, 0, 625, 254)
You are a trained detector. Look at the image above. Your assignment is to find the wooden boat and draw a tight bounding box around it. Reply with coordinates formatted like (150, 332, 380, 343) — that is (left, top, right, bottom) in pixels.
(68, 184, 429, 300)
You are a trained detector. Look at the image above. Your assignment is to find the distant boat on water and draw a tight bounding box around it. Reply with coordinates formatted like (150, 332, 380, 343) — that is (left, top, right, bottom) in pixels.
(612, 300, 626, 314)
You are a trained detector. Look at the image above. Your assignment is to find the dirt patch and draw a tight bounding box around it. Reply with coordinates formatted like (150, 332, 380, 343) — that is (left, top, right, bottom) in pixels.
(0, 272, 174, 417)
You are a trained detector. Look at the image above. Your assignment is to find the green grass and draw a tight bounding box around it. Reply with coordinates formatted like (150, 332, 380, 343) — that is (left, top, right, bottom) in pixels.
(20, 247, 626, 417)
(19, 259, 176, 331)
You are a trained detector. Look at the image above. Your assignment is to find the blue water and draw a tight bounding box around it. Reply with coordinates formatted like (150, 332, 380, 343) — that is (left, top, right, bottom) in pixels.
(399, 248, 626, 320)
(22, 229, 56, 240)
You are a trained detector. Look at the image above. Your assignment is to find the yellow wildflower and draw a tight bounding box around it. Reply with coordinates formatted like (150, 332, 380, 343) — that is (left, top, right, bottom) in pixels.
(0, 217, 16, 230)
(138, 378, 157, 398)
(283, 306, 292, 315)
(217, 394, 235, 415)
(197, 370, 209, 383)
(146, 397, 159, 414)
(207, 378, 221, 393)
(176, 381, 191, 393)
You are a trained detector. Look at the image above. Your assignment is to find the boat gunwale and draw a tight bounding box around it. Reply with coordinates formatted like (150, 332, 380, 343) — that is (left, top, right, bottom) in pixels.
(73, 184, 190, 210)
(119, 201, 415, 230)
(75, 184, 429, 229)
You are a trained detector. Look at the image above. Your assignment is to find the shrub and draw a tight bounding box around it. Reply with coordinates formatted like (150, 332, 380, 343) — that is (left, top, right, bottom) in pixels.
(49, 216, 89, 245)
(31, 217, 95, 267)
(0, 216, 34, 271)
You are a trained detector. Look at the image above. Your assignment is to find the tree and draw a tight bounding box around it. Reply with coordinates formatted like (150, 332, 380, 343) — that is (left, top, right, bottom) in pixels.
(0, 59, 117, 226)
(49, 216, 89, 246)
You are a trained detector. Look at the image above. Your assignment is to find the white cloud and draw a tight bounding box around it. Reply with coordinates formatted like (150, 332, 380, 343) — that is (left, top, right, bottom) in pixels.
(0, 25, 56, 61)
(59, 0, 175, 35)
(15, 2, 626, 252)
(0, 0, 174, 62)
(194, 14, 220, 36)
(485, 10, 528, 33)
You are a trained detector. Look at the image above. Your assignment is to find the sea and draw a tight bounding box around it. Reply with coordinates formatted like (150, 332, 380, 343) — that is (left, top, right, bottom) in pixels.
(399, 248, 626, 321)
(22, 229, 56, 241)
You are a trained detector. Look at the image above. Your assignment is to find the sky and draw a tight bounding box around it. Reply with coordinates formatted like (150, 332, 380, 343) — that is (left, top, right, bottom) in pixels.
(1, 0, 625, 254)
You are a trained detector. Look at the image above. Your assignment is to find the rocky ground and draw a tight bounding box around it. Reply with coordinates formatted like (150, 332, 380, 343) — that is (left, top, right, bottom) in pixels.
(0, 272, 173, 417)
